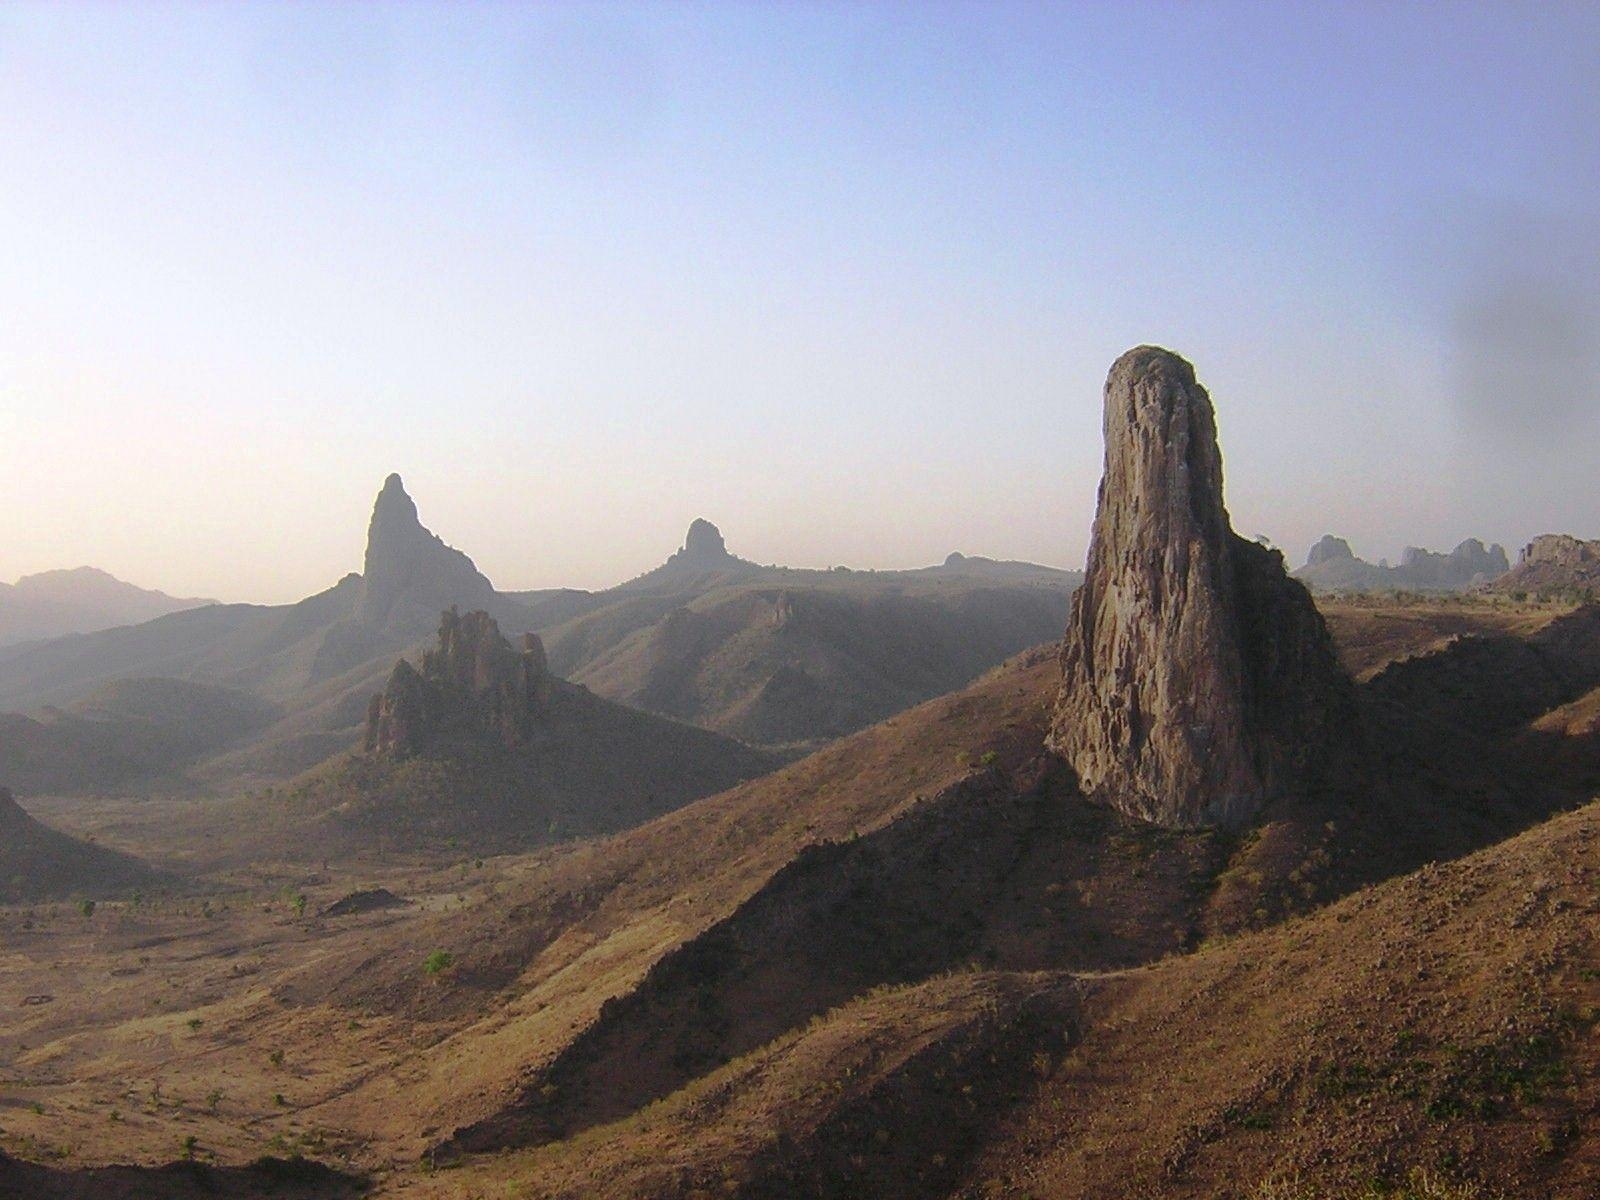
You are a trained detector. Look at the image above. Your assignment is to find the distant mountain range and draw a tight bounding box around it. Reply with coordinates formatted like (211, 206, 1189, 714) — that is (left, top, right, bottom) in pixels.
(0, 476, 1078, 796)
(0, 567, 214, 648)
(1293, 534, 1509, 593)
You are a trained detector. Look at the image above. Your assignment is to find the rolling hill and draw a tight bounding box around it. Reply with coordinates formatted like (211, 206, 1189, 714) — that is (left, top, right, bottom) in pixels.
(0, 567, 215, 648)
(0, 786, 154, 902)
(0, 678, 279, 795)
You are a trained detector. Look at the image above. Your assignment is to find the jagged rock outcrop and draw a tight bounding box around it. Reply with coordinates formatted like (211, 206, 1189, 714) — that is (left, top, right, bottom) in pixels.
(1296, 535, 1509, 594)
(1047, 347, 1354, 830)
(358, 474, 498, 625)
(1490, 534, 1600, 596)
(1397, 539, 1509, 588)
(365, 610, 551, 757)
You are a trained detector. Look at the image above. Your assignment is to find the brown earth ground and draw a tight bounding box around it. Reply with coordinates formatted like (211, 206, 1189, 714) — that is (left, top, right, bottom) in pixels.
(1, 596, 1593, 1198)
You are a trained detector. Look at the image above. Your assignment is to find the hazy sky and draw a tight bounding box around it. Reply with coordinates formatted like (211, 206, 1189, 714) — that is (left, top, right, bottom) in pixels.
(2, 2, 1597, 604)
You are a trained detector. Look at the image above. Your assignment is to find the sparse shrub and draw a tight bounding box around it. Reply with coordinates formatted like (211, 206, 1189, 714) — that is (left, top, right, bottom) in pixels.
(1254, 1169, 1503, 1198)
(186, 1017, 203, 1031)
(268, 1048, 285, 1068)
(181, 1134, 198, 1160)
(423, 949, 454, 976)
(76, 898, 95, 919)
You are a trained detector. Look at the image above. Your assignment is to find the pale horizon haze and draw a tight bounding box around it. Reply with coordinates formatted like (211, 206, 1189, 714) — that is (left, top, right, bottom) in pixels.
(2, 2, 1597, 604)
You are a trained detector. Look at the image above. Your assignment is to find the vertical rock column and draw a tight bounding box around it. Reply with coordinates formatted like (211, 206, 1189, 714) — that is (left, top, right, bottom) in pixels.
(1047, 346, 1352, 829)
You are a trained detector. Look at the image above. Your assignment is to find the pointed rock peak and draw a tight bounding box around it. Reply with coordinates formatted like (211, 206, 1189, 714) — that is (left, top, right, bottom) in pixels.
(363, 474, 423, 574)
(1048, 347, 1354, 830)
(358, 475, 496, 625)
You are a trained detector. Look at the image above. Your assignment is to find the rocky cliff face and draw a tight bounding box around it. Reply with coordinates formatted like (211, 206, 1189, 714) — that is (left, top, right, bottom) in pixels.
(1397, 539, 1510, 588)
(1047, 346, 1353, 830)
(1490, 534, 1600, 595)
(365, 609, 551, 757)
(359, 475, 499, 626)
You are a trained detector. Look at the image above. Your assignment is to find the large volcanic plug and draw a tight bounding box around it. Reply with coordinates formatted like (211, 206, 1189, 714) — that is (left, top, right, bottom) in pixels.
(1048, 346, 1354, 829)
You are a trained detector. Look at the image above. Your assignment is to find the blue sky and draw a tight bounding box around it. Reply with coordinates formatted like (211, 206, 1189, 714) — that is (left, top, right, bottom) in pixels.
(2, 1, 1597, 602)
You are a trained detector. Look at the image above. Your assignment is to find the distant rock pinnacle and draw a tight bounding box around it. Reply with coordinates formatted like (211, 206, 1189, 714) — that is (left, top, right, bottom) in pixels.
(1047, 347, 1353, 830)
(365, 609, 551, 757)
(359, 474, 497, 625)
(669, 519, 734, 569)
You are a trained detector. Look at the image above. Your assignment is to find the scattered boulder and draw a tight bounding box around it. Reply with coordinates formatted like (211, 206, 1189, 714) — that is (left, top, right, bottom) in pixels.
(321, 887, 411, 917)
(1047, 347, 1354, 830)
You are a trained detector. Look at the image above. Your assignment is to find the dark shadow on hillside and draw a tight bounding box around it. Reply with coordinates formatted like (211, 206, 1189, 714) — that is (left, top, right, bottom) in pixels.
(0, 1153, 367, 1200)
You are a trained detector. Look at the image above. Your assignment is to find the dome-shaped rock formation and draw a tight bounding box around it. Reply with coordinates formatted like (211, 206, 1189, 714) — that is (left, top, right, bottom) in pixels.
(1305, 534, 1355, 567)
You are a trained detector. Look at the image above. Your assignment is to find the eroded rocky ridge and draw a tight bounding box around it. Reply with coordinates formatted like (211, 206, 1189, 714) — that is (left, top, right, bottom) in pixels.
(1048, 346, 1353, 829)
(365, 609, 551, 758)
(1295, 534, 1508, 593)
(1490, 534, 1600, 596)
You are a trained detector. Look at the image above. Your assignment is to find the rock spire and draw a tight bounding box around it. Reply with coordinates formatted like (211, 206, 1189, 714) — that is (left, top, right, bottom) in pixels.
(365, 609, 552, 757)
(359, 475, 497, 625)
(1047, 347, 1353, 829)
